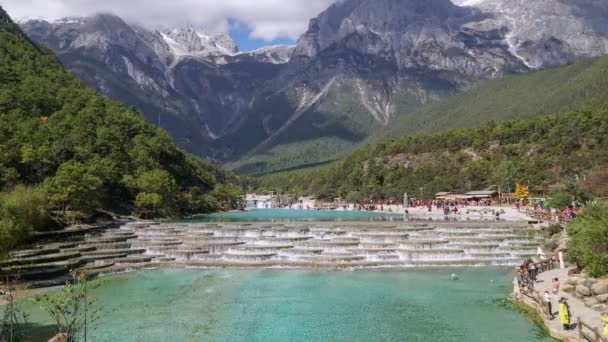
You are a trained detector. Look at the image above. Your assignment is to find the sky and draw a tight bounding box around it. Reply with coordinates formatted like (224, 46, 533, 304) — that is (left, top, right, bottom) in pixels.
(2, 0, 336, 50)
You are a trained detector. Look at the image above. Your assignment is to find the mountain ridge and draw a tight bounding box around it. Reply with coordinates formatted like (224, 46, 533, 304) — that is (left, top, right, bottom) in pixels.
(18, 0, 608, 173)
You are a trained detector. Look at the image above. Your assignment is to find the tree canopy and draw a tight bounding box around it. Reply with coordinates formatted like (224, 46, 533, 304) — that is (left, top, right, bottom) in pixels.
(0, 7, 242, 254)
(258, 107, 608, 202)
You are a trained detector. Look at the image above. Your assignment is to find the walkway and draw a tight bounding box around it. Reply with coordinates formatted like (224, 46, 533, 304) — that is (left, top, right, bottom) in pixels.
(531, 268, 605, 341)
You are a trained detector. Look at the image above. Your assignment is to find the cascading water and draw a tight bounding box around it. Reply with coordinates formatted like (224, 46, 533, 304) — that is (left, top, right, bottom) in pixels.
(103, 221, 542, 268)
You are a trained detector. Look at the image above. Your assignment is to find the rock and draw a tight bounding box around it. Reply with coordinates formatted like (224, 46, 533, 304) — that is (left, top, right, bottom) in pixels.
(48, 333, 68, 342)
(592, 281, 608, 295)
(576, 278, 590, 286)
(593, 304, 608, 312)
(576, 285, 592, 296)
(566, 277, 580, 285)
(584, 297, 599, 307)
(562, 284, 575, 293)
(597, 294, 608, 303)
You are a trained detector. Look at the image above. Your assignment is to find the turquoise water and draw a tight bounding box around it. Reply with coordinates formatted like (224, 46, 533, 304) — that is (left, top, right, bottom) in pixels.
(22, 268, 551, 342)
(187, 209, 403, 222)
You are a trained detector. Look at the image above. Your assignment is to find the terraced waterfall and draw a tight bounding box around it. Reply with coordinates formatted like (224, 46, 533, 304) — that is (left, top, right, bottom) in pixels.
(2, 220, 542, 285)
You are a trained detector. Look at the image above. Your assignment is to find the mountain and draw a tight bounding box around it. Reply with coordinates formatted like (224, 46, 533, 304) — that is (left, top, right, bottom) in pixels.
(229, 0, 608, 174)
(0, 7, 241, 218)
(259, 105, 608, 201)
(18, 0, 608, 174)
(19, 15, 291, 161)
(259, 52, 608, 195)
(382, 53, 608, 139)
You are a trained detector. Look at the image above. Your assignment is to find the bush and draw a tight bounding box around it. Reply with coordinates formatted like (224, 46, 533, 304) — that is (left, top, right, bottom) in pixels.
(0, 185, 53, 231)
(543, 224, 562, 238)
(0, 218, 29, 257)
(566, 202, 608, 277)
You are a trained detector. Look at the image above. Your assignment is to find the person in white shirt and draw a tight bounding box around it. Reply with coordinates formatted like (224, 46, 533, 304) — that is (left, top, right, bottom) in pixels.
(544, 291, 554, 319)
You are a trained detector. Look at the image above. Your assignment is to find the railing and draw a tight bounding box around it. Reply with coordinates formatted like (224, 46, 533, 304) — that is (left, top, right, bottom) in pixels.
(577, 317, 608, 342)
(516, 257, 608, 342)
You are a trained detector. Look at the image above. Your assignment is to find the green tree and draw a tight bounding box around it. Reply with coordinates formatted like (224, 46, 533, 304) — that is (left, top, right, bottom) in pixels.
(34, 270, 100, 342)
(42, 161, 103, 213)
(567, 202, 608, 277)
(133, 170, 179, 217)
(493, 160, 518, 193)
(549, 191, 573, 208)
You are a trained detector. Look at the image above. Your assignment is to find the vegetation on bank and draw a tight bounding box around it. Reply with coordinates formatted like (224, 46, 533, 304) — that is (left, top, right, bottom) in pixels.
(257, 107, 608, 202)
(567, 202, 608, 277)
(0, 7, 243, 255)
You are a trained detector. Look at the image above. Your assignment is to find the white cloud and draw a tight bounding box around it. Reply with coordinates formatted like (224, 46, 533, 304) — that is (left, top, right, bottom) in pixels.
(2, 0, 336, 40)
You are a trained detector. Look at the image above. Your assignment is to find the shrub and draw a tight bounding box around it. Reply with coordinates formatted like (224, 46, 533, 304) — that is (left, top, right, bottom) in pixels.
(543, 224, 562, 238)
(0, 185, 52, 231)
(566, 202, 608, 277)
(0, 218, 29, 257)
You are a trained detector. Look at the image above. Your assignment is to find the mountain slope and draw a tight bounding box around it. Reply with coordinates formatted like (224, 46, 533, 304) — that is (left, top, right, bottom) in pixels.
(260, 106, 608, 200)
(383, 54, 608, 138)
(229, 0, 608, 174)
(20, 16, 290, 160)
(0, 7, 240, 218)
(18, 0, 608, 174)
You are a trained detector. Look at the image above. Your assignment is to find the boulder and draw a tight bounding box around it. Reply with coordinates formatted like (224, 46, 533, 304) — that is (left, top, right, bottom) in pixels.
(584, 297, 599, 307)
(576, 278, 590, 286)
(48, 333, 67, 342)
(593, 304, 608, 312)
(566, 277, 580, 286)
(576, 285, 592, 296)
(591, 280, 608, 295)
(562, 284, 575, 293)
(597, 294, 608, 303)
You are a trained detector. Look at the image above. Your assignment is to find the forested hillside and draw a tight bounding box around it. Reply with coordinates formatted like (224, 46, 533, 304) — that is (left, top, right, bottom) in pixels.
(259, 107, 608, 201)
(235, 54, 608, 175)
(383, 55, 608, 139)
(0, 7, 241, 254)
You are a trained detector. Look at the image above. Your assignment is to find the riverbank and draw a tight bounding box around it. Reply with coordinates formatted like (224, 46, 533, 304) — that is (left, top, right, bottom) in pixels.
(282, 203, 535, 222)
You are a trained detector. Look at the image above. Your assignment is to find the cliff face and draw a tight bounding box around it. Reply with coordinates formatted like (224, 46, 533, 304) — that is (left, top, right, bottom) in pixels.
(19, 0, 608, 173)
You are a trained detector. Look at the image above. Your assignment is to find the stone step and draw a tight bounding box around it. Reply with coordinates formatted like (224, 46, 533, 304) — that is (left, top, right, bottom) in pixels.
(81, 248, 146, 257)
(114, 256, 154, 264)
(1, 252, 81, 267)
(9, 248, 61, 259)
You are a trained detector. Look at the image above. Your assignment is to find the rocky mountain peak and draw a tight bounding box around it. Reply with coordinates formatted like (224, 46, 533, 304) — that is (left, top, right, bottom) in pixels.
(293, 0, 472, 59)
(245, 45, 294, 64)
(161, 26, 239, 57)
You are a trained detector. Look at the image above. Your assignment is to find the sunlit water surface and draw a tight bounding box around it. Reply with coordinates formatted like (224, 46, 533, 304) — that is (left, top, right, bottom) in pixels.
(22, 268, 550, 342)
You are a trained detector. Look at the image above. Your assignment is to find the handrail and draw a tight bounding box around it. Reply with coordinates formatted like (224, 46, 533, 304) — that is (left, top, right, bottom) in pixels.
(578, 316, 608, 342)
(517, 257, 608, 342)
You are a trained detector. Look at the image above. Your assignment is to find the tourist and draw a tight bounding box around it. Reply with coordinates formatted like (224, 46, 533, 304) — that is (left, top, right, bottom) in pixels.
(602, 312, 608, 337)
(528, 261, 537, 282)
(543, 291, 554, 319)
(552, 278, 560, 296)
(559, 298, 571, 330)
(520, 261, 528, 283)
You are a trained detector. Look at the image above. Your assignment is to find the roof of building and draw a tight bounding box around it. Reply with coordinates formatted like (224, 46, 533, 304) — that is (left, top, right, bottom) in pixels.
(435, 192, 451, 196)
(465, 191, 497, 198)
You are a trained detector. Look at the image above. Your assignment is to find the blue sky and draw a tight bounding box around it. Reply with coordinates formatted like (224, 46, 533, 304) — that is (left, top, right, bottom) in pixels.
(229, 20, 296, 51)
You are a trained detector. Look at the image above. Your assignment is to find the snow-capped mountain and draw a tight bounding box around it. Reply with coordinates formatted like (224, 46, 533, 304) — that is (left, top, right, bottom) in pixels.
(18, 0, 608, 173)
(160, 26, 239, 57)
